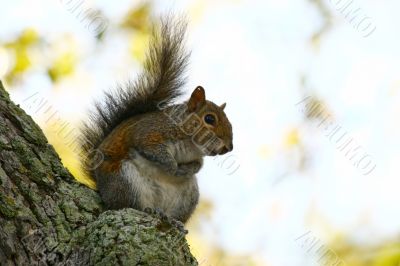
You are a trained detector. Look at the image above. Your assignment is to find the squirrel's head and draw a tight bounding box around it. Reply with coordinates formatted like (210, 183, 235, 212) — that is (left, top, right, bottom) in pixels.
(186, 86, 233, 156)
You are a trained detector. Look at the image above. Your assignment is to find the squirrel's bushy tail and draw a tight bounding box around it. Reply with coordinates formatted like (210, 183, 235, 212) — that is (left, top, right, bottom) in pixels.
(80, 17, 189, 173)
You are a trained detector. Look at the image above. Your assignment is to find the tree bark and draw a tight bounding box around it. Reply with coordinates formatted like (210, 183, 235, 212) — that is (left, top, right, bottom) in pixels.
(0, 81, 197, 266)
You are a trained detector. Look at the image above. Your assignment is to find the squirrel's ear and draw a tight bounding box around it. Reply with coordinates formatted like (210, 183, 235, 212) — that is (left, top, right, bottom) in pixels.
(188, 86, 206, 112)
(220, 103, 227, 110)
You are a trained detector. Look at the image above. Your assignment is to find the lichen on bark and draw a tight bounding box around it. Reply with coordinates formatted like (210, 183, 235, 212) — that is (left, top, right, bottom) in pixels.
(0, 80, 197, 266)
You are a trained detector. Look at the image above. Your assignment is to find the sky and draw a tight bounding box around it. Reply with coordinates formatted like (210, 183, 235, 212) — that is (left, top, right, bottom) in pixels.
(1, 0, 400, 265)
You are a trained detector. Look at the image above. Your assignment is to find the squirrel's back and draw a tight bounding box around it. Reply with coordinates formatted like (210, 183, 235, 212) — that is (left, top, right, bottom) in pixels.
(80, 17, 190, 175)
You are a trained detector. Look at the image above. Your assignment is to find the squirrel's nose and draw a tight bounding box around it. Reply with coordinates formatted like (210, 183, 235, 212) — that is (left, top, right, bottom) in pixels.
(227, 142, 233, 152)
(219, 142, 233, 155)
(219, 147, 229, 155)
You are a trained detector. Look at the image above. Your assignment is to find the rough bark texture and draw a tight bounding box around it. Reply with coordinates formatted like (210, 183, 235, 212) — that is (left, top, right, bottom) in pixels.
(0, 81, 197, 266)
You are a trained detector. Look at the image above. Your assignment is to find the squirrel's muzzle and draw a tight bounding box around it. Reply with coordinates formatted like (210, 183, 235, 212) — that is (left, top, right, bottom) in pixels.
(218, 142, 233, 155)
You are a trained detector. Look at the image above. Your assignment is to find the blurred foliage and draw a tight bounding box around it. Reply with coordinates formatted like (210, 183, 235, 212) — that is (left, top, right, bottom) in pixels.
(3, 28, 40, 84)
(1, 3, 267, 265)
(285, 128, 300, 148)
(0, 1, 159, 83)
(309, 0, 333, 48)
(44, 124, 96, 189)
(47, 52, 77, 82)
(306, 2, 400, 265)
(187, 201, 267, 266)
(120, 1, 152, 33)
(2, 1, 398, 266)
(299, 76, 333, 122)
(129, 31, 150, 62)
(1, 29, 78, 85)
(121, 1, 152, 62)
(326, 238, 400, 266)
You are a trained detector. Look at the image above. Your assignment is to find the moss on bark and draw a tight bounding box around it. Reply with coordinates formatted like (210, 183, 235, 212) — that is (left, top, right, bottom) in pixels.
(0, 81, 197, 266)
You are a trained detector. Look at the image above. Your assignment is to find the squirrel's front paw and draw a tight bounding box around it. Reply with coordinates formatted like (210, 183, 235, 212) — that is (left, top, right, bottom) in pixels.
(144, 207, 188, 234)
(176, 161, 202, 177)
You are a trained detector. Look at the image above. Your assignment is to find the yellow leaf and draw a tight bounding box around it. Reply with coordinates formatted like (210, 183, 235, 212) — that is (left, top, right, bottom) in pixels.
(6, 47, 31, 84)
(121, 2, 152, 32)
(13, 48, 31, 72)
(129, 32, 150, 62)
(285, 128, 300, 148)
(48, 52, 76, 82)
(19, 28, 39, 46)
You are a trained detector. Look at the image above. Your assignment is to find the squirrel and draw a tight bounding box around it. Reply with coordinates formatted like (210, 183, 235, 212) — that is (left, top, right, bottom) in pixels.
(80, 17, 233, 228)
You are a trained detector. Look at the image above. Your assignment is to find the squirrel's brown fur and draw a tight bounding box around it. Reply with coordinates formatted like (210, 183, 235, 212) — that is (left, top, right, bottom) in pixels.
(80, 17, 233, 225)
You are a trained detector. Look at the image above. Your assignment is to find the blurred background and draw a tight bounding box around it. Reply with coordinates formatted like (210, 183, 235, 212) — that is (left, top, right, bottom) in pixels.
(1, 0, 400, 265)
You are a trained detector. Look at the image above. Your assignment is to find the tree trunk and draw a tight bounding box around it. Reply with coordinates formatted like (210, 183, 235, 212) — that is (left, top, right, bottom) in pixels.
(0, 81, 197, 266)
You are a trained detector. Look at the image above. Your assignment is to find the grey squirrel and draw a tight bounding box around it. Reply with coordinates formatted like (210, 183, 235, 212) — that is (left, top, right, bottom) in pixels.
(80, 17, 233, 228)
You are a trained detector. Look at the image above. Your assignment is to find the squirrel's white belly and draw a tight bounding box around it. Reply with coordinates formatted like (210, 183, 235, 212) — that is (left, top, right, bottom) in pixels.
(120, 154, 197, 216)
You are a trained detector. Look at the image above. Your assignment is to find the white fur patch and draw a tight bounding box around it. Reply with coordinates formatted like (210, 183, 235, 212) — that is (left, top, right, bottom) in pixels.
(120, 152, 198, 216)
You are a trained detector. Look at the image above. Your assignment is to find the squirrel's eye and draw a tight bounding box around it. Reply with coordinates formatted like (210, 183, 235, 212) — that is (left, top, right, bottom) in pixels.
(204, 114, 216, 125)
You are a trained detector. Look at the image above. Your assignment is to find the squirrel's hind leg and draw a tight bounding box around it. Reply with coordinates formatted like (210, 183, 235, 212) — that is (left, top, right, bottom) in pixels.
(94, 160, 141, 210)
